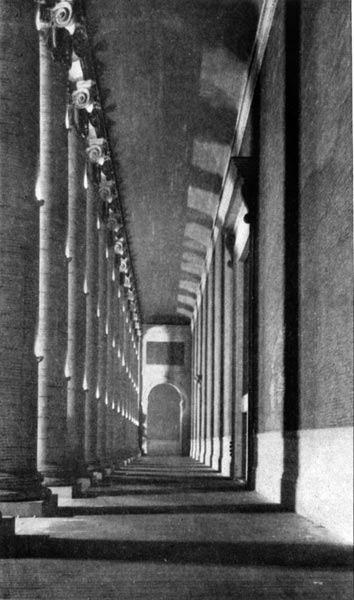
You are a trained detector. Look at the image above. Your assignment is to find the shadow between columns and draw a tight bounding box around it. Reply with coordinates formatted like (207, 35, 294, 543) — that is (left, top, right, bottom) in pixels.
(3, 537, 352, 568)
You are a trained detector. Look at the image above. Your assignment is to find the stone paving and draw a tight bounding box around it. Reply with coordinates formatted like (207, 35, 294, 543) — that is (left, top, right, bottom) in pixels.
(0, 457, 352, 599)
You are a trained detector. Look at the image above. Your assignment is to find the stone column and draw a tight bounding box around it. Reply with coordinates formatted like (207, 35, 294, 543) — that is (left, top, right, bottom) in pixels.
(133, 337, 140, 453)
(199, 291, 207, 463)
(105, 245, 114, 465)
(212, 233, 224, 471)
(0, 0, 43, 500)
(112, 282, 122, 465)
(138, 332, 146, 455)
(195, 307, 202, 461)
(96, 221, 108, 466)
(221, 240, 234, 475)
(127, 322, 133, 422)
(123, 304, 131, 458)
(232, 251, 244, 480)
(121, 300, 128, 420)
(190, 321, 196, 458)
(112, 268, 122, 464)
(130, 327, 139, 456)
(205, 264, 214, 466)
(37, 35, 68, 484)
(83, 177, 99, 471)
(66, 126, 86, 477)
(116, 287, 123, 416)
(121, 304, 128, 457)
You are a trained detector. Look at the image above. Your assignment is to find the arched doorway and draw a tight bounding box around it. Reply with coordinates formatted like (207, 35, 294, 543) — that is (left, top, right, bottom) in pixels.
(147, 384, 182, 455)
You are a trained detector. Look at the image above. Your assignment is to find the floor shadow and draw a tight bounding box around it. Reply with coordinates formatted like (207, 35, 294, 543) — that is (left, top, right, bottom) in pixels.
(105, 478, 244, 491)
(4, 537, 353, 568)
(55, 502, 286, 517)
(84, 484, 245, 497)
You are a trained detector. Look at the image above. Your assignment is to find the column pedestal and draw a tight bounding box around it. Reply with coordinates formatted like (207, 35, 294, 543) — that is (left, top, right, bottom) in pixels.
(0, 495, 58, 518)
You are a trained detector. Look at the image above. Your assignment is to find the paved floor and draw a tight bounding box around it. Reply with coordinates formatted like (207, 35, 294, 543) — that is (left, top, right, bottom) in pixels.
(0, 457, 352, 599)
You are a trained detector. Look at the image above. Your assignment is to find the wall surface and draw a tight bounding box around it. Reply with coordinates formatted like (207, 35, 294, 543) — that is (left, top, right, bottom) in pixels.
(254, 0, 353, 542)
(299, 0, 353, 430)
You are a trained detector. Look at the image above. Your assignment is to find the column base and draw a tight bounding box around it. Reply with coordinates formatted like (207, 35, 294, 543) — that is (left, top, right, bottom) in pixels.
(204, 439, 212, 466)
(0, 471, 47, 503)
(48, 484, 82, 499)
(42, 476, 73, 487)
(221, 436, 232, 476)
(198, 440, 205, 464)
(211, 437, 221, 471)
(192, 442, 200, 461)
(0, 515, 15, 537)
(0, 494, 58, 517)
(76, 477, 91, 493)
(91, 470, 104, 485)
(0, 516, 16, 557)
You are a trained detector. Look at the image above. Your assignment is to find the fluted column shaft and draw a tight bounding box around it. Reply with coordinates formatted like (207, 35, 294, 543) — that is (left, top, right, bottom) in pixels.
(205, 264, 214, 466)
(133, 338, 139, 424)
(199, 292, 207, 462)
(0, 1, 43, 500)
(127, 322, 132, 422)
(194, 309, 202, 461)
(116, 287, 123, 416)
(84, 178, 99, 469)
(105, 245, 115, 464)
(66, 127, 86, 477)
(122, 300, 128, 419)
(112, 270, 121, 463)
(212, 233, 224, 471)
(190, 323, 196, 458)
(112, 283, 121, 464)
(221, 243, 234, 475)
(96, 222, 108, 465)
(37, 36, 68, 483)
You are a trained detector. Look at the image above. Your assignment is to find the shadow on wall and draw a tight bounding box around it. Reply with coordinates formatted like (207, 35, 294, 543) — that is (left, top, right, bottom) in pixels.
(281, 0, 301, 511)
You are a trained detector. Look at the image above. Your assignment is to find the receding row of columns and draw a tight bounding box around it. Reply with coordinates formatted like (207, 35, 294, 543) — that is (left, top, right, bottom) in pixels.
(0, 2, 141, 502)
(190, 227, 237, 477)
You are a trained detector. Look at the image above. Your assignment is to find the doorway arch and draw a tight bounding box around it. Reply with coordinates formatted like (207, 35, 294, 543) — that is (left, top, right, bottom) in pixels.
(147, 384, 182, 455)
(140, 378, 189, 456)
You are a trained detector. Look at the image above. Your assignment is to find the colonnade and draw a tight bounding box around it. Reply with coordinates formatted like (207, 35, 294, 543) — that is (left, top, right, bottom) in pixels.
(0, 0, 141, 502)
(190, 211, 249, 479)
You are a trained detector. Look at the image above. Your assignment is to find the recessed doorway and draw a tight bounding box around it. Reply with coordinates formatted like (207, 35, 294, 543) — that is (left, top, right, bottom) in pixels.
(147, 384, 182, 455)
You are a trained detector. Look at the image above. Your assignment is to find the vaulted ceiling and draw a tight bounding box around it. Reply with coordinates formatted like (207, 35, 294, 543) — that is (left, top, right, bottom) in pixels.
(85, 0, 261, 324)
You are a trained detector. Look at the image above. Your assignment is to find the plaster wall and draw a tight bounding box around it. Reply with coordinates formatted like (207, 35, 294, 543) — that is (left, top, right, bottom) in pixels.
(299, 0, 353, 429)
(254, 0, 353, 542)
